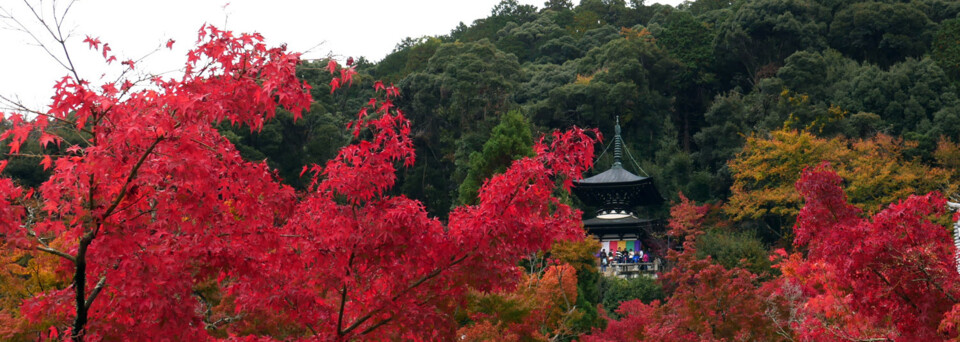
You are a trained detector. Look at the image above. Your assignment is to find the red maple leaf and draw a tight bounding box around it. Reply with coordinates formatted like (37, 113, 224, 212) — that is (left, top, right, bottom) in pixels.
(82, 36, 101, 49)
(39, 155, 52, 171)
(39, 132, 60, 149)
(327, 59, 338, 74)
(330, 77, 340, 93)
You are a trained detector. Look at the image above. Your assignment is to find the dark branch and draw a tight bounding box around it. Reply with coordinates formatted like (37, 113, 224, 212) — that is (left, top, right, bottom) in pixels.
(340, 253, 470, 336)
(37, 245, 75, 262)
(100, 135, 164, 220)
(359, 315, 394, 336)
(84, 276, 105, 309)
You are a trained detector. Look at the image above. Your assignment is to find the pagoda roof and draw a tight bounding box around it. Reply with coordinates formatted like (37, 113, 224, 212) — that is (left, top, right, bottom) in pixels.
(572, 117, 664, 209)
(572, 164, 664, 207)
(577, 164, 649, 186)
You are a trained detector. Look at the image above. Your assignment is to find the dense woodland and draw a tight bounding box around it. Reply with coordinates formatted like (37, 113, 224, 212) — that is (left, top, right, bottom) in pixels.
(222, 0, 960, 229)
(4, 0, 960, 340)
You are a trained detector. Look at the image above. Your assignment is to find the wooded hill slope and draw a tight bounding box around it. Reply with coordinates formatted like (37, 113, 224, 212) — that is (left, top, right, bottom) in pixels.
(209, 0, 960, 240)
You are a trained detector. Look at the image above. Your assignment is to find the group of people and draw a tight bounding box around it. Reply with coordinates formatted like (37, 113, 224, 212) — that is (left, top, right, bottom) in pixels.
(597, 247, 650, 272)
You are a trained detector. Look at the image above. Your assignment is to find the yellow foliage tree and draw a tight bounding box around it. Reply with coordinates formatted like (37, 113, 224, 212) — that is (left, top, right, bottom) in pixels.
(457, 263, 581, 342)
(549, 237, 600, 275)
(727, 129, 954, 241)
(934, 136, 960, 184)
(0, 238, 70, 340)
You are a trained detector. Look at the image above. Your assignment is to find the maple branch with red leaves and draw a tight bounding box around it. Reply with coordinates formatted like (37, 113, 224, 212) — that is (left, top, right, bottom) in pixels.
(99, 135, 165, 220)
(344, 253, 471, 337)
(342, 179, 536, 338)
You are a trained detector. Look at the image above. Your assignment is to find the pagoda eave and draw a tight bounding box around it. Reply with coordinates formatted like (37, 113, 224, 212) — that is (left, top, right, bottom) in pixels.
(582, 216, 664, 240)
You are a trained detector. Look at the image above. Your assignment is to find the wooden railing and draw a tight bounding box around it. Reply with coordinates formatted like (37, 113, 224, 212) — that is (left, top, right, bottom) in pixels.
(601, 260, 661, 278)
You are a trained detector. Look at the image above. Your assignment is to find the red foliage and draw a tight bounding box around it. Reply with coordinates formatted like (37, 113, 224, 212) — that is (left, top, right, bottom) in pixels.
(777, 163, 960, 341)
(585, 252, 781, 342)
(0, 27, 597, 341)
(1, 25, 312, 341)
(667, 192, 711, 243)
(0, 161, 23, 236)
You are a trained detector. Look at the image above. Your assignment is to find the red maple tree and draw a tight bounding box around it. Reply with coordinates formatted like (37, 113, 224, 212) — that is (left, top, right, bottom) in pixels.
(0, 23, 597, 341)
(774, 163, 960, 341)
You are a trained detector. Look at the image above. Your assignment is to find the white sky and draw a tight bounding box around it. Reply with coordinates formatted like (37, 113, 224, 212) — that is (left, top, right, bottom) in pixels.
(0, 0, 683, 112)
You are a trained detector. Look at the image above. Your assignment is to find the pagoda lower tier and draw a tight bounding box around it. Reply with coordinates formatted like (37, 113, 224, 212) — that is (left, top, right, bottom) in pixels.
(582, 216, 662, 241)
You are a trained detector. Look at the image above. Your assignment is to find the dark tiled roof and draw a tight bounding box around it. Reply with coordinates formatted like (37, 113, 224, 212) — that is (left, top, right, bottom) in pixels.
(576, 164, 647, 185)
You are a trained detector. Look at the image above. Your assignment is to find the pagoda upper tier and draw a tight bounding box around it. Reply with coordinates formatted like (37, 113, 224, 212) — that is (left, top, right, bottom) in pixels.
(571, 118, 663, 219)
(572, 164, 662, 216)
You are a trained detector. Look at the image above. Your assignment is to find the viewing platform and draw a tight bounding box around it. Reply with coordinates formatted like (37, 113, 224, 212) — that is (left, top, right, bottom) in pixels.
(601, 260, 662, 279)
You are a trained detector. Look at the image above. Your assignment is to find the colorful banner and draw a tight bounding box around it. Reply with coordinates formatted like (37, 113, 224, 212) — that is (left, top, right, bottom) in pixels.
(602, 240, 643, 253)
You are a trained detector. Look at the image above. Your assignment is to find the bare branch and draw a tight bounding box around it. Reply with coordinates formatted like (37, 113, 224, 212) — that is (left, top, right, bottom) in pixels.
(21, 0, 82, 82)
(0, 4, 71, 71)
(26, 225, 77, 263)
(84, 276, 105, 309)
(37, 245, 76, 262)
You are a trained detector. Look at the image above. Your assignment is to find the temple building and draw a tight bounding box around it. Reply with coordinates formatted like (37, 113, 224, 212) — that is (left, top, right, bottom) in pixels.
(572, 119, 664, 257)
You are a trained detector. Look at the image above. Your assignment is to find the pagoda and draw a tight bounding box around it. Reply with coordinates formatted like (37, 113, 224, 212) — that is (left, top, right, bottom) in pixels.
(572, 118, 663, 253)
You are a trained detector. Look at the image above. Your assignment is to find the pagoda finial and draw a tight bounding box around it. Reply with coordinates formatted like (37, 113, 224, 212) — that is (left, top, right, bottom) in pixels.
(613, 116, 623, 167)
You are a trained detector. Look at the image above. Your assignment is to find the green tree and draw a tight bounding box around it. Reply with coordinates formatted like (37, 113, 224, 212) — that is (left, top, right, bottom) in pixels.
(682, 0, 739, 16)
(834, 57, 960, 147)
(829, 2, 935, 67)
(915, 0, 960, 23)
(457, 110, 534, 205)
(374, 36, 442, 82)
(933, 18, 960, 86)
(532, 35, 680, 161)
(576, 0, 632, 29)
(544, 0, 573, 11)
(598, 276, 664, 318)
(714, 0, 829, 86)
(652, 10, 718, 150)
(450, 0, 538, 43)
(695, 229, 773, 278)
(495, 13, 566, 63)
(398, 40, 521, 217)
(567, 10, 606, 38)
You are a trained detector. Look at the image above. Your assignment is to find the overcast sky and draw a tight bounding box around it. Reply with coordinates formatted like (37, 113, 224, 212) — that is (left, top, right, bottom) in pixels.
(0, 0, 683, 111)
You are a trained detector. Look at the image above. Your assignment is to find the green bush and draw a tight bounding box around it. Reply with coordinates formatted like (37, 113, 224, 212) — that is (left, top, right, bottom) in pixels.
(598, 276, 664, 318)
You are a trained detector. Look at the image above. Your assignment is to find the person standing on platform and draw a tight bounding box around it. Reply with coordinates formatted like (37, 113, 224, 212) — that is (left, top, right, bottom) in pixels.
(601, 251, 608, 273)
